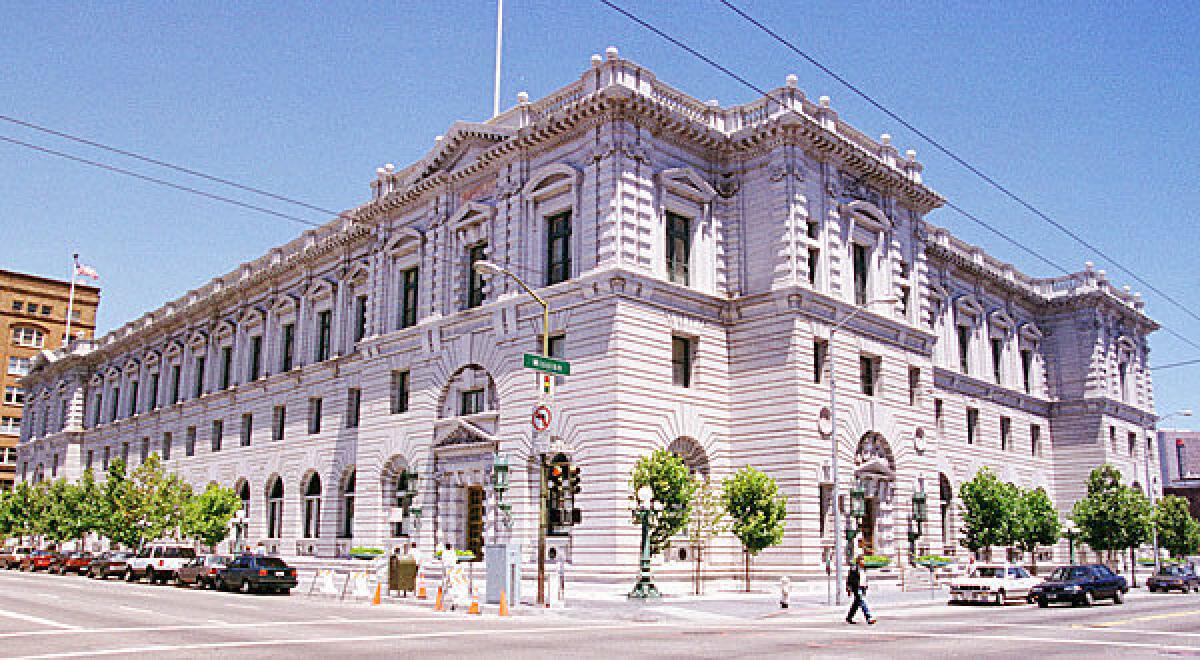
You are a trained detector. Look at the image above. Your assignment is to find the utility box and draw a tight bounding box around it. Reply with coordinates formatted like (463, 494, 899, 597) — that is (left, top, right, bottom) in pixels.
(485, 543, 521, 605)
(389, 556, 418, 594)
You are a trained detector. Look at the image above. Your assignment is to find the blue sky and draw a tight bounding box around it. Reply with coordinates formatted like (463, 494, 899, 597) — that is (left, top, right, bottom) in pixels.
(2, 1, 1198, 422)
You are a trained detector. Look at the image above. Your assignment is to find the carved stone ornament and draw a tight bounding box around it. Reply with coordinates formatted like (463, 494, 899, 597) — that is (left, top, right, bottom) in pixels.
(838, 172, 883, 207)
(768, 162, 805, 183)
(716, 172, 740, 198)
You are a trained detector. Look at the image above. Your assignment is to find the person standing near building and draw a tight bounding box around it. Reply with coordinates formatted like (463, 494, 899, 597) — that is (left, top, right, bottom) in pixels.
(846, 556, 876, 625)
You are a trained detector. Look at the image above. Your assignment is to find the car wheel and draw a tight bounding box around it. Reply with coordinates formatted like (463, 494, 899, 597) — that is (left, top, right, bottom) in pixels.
(146, 568, 156, 584)
(241, 579, 253, 594)
(1038, 597, 1049, 608)
(1083, 591, 1095, 607)
(124, 568, 135, 582)
(280, 589, 291, 596)
(995, 590, 1006, 606)
(1113, 590, 1124, 604)
(1149, 586, 1157, 593)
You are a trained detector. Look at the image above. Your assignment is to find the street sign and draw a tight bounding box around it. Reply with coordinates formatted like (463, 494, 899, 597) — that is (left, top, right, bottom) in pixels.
(532, 404, 552, 432)
(524, 353, 571, 376)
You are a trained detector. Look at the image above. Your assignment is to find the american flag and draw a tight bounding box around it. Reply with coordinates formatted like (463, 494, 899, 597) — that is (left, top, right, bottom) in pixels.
(74, 257, 99, 280)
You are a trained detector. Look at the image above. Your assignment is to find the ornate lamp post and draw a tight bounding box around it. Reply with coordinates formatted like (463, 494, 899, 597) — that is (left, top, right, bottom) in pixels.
(908, 488, 927, 565)
(629, 485, 662, 599)
(844, 483, 866, 564)
(491, 453, 512, 541)
(231, 509, 248, 554)
(1064, 521, 1078, 565)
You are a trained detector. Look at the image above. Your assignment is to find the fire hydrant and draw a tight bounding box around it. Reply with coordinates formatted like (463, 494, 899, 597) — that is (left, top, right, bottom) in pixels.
(779, 576, 791, 609)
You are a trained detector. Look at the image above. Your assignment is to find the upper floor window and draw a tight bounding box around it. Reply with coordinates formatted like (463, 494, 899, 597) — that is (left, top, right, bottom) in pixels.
(308, 397, 323, 434)
(1020, 349, 1033, 394)
(346, 388, 361, 428)
(193, 356, 206, 399)
(11, 327, 44, 348)
(813, 340, 828, 384)
(211, 419, 224, 452)
(1031, 425, 1042, 457)
(908, 367, 921, 406)
(0, 416, 19, 435)
(315, 310, 332, 362)
(460, 388, 485, 416)
(7, 356, 31, 376)
(956, 325, 972, 375)
(991, 338, 1004, 385)
(666, 212, 692, 286)
(672, 336, 694, 388)
(807, 247, 820, 287)
(966, 407, 979, 445)
(248, 335, 263, 381)
(219, 346, 234, 390)
(169, 364, 182, 404)
(3, 386, 24, 406)
(272, 405, 286, 441)
(281, 323, 296, 371)
(400, 268, 419, 329)
(241, 413, 253, 447)
(391, 370, 410, 414)
(852, 244, 869, 306)
(1118, 360, 1129, 402)
(467, 244, 487, 309)
(354, 295, 368, 343)
(147, 372, 159, 410)
(1128, 431, 1137, 456)
(546, 211, 572, 286)
(1000, 416, 1011, 451)
(860, 356, 881, 396)
(185, 426, 196, 457)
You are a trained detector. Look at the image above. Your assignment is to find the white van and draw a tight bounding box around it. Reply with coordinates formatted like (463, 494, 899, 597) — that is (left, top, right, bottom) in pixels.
(125, 544, 197, 584)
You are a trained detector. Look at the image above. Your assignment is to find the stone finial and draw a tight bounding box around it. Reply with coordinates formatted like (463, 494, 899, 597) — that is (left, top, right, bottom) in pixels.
(591, 54, 603, 67)
(1097, 269, 1107, 280)
(786, 74, 798, 88)
(1085, 261, 1094, 271)
(605, 46, 619, 60)
(881, 134, 892, 145)
(905, 149, 917, 162)
(819, 95, 831, 108)
(706, 99, 719, 107)
(384, 163, 395, 173)
(375, 167, 386, 177)
(435, 135, 443, 142)
(517, 91, 530, 104)
(1123, 285, 1132, 293)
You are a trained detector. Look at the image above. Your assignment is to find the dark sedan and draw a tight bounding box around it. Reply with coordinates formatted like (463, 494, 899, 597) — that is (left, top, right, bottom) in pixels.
(49, 552, 93, 575)
(87, 551, 135, 579)
(1148, 565, 1200, 593)
(19, 551, 57, 572)
(176, 555, 230, 589)
(217, 555, 298, 594)
(1028, 564, 1128, 607)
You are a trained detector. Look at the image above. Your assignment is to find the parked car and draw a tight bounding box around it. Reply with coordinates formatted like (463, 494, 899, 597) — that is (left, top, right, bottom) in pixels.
(0, 547, 33, 570)
(125, 544, 197, 584)
(87, 551, 135, 579)
(217, 555, 298, 594)
(1147, 565, 1200, 593)
(19, 550, 57, 572)
(176, 555, 231, 589)
(949, 563, 1043, 605)
(1028, 564, 1128, 607)
(49, 552, 93, 575)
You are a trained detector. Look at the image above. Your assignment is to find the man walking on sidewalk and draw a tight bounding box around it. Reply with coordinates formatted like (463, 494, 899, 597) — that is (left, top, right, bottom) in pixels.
(845, 556, 876, 625)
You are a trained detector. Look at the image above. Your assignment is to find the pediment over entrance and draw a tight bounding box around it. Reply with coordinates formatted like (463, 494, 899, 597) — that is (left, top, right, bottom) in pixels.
(854, 456, 895, 479)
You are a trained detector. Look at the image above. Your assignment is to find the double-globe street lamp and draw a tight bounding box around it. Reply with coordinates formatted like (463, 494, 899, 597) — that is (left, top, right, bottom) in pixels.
(827, 296, 898, 606)
(629, 485, 663, 599)
(1147, 409, 1192, 572)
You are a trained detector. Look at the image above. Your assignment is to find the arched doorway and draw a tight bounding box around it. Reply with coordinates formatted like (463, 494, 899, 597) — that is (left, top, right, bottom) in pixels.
(265, 476, 284, 539)
(668, 436, 710, 479)
(382, 456, 417, 538)
(852, 432, 896, 556)
(302, 472, 322, 539)
(339, 469, 356, 540)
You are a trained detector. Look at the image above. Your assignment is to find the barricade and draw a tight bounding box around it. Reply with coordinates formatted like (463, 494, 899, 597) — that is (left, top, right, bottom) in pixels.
(306, 568, 341, 598)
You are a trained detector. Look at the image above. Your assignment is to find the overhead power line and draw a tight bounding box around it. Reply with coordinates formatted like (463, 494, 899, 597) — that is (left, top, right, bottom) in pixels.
(0, 114, 340, 217)
(0, 134, 323, 229)
(596, 0, 1200, 359)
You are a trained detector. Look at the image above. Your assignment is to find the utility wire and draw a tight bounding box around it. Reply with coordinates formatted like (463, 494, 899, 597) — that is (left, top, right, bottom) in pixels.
(596, 0, 1200, 358)
(0, 114, 339, 218)
(1151, 357, 1200, 371)
(0, 134, 324, 229)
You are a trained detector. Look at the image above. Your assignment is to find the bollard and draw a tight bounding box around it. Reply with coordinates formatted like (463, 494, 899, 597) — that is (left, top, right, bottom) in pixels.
(779, 576, 791, 609)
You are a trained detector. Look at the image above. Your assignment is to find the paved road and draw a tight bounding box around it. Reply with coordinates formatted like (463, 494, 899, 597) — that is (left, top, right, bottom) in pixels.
(1, 569, 1199, 658)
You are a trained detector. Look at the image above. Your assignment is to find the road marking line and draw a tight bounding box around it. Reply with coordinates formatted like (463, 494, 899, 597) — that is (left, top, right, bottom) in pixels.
(1080, 608, 1200, 628)
(224, 603, 259, 610)
(0, 616, 436, 639)
(0, 608, 79, 630)
(117, 606, 153, 615)
(914, 618, 1200, 638)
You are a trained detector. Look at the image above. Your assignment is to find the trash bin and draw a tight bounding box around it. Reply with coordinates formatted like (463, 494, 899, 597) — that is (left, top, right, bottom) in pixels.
(389, 556, 419, 595)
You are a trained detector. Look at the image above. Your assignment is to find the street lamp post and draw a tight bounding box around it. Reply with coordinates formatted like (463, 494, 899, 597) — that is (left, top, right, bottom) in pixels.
(629, 485, 662, 599)
(827, 296, 897, 606)
(1064, 521, 1078, 565)
(231, 510, 247, 554)
(1146, 409, 1191, 573)
(908, 488, 927, 566)
(472, 260, 552, 605)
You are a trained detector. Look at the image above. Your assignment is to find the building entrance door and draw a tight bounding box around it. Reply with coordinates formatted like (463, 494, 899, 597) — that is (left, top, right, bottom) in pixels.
(466, 486, 485, 561)
(861, 498, 877, 555)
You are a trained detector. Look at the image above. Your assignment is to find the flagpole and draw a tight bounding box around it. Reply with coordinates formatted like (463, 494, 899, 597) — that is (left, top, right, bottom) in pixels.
(493, 0, 503, 117)
(64, 253, 78, 348)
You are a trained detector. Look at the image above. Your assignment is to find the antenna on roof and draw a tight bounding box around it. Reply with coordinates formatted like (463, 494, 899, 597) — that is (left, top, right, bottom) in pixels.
(493, 0, 504, 117)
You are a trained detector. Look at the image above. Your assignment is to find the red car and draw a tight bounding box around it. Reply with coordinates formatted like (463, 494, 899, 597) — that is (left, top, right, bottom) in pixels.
(19, 550, 57, 572)
(50, 552, 93, 575)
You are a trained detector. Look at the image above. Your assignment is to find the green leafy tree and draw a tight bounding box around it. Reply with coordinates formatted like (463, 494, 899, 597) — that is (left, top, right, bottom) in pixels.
(39, 479, 77, 547)
(722, 466, 787, 592)
(686, 477, 727, 595)
(183, 483, 241, 548)
(958, 468, 1018, 557)
(74, 468, 108, 548)
(101, 456, 192, 550)
(1011, 486, 1060, 575)
(1072, 464, 1150, 571)
(7, 481, 40, 545)
(629, 449, 697, 557)
(1155, 495, 1200, 558)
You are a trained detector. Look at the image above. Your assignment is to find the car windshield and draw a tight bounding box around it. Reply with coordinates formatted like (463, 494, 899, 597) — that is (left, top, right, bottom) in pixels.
(1051, 567, 1089, 581)
(111, 552, 133, 559)
(1008, 567, 1030, 578)
(1160, 567, 1185, 576)
(256, 558, 288, 569)
(161, 547, 196, 559)
(974, 567, 1003, 578)
(209, 556, 230, 565)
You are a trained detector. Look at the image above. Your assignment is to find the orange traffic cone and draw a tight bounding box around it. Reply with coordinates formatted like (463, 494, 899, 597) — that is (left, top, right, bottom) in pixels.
(498, 590, 510, 617)
(433, 585, 444, 612)
(467, 594, 480, 615)
(372, 583, 382, 606)
(417, 584, 427, 600)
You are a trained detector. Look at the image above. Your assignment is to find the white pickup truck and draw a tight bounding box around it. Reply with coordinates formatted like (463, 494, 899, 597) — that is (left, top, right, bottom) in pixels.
(125, 544, 197, 584)
(948, 563, 1042, 605)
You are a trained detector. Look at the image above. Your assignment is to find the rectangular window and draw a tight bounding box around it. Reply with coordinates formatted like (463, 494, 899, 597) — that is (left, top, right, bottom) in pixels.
(7, 356, 31, 376)
(354, 295, 368, 342)
(814, 340, 828, 384)
(852, 243, 869, 306)
(249, 335, 263, 381)
(281, 323, 295, 371)
(672, 336, 693, 388)
(316, 310, 332, 361)
(85, 449, 94, 470)
(1019, 349, 1032, 394)
(1110, 425, 1117, 451)
(467, 244, 487, 308)
(220, 345, 233, 389)
(806, 220, 820, 240)
(139, 437, 149, 463)
(161, 432, 172, 461)
(1128, 431, 1136, 456)
(25, 302, 35, 313)
(819, 483, 833, 537)
(241, 413, 253, 447)
(41, 305, 51, 316)
(185, 426, 196, 457)
(170, 364, 181, 404)
(11, 327, 45, 348)
(459, 389, 485, 416)
(308, 398, 322, 434)
(1118, 361, 1128, 402)
(346, 388, 361, 428)
(3, 386, 23, 406)
(400, 268, 419, 329)
(390, 370, 410, 414)
(546, 211, 572, 285)
(967, 408, 979, 445)
(0, 416, 20, 435)
(807, 247, 820, 286)
(991, 338, 1004, 385)
(899, 285, 911, 318)
(1000, 416, 1011, 451)
(1178, 439, 1187, 479)
(9, 300, 19, 312)
(120, 442, 130, 464)
(128, 380, 139, 416)
(211, 419, 223, 452)
(666, 212, 692, 286)
(957, 325, 971, 375)
(92, 392, 102, 427)
(272, 405, 286, 442)
(109, 387, 120, 422)
(1031, 425, 1041, 457)
(908, 367, 921, 406)
(860, 356, 880, 396)
(102, 446, 110, 470)
(148, 372, 159, 410)
(193, 356, 206, 398)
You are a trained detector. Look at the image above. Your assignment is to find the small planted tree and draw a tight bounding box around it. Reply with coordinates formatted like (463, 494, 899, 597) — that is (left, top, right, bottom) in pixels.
(1155, 495, 1200, 559)
(686, 477, 726, 595)
(1073, 465, 1133, 565)
(722, 466, 787, 592)
(958, 467, 1018, 559)
(183, 483, 242, 549)
(629, 449, 696, 557)
(1011, 486, 1060, 575)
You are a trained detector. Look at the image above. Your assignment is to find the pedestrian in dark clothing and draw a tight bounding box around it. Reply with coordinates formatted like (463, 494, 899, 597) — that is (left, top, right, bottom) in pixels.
(846, 556, 876, 624)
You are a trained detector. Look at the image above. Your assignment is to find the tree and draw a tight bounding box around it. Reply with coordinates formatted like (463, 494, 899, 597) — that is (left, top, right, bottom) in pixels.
(958, 468, 1018, 557)
(1155, 495, 1200, 558)
(1072, 464, 1150, 575)
(722, 466, 787, 592)
(629, 449, 696, 557)
(6, 481, 41, 545)
(686, 477, 726, 595)
(74, 468, 108, 549)
(183, 483, 242, 548)
(1011, 486, 1060, 575)
(101, 456, 192, 550)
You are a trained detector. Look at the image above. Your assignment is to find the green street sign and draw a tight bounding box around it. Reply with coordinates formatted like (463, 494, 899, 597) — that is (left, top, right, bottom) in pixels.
(523, 353, 571, 376)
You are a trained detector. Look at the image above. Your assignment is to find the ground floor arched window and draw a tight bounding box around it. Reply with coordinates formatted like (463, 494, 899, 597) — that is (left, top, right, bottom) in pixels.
(339, 469, 356, 539)
(266, 476, 284, 539)
(303, 472, 322, 539)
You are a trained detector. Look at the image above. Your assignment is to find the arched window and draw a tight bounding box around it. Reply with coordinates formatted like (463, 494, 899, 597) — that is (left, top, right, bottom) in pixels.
(382, 456, 417, 538)
(237, 480, 250, 516)
(303, 473, 322, 539)
(339, 470, 356, 539)
(266, 476, 283, 539)
(939, 474, 953, 546)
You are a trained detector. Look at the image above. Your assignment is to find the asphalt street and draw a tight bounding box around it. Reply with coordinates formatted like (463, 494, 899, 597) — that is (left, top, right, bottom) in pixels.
(0, 569, 1198, 658)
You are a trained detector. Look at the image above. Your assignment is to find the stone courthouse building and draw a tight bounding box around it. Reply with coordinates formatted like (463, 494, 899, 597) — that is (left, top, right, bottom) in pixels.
(18, 50, 1159, 579)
